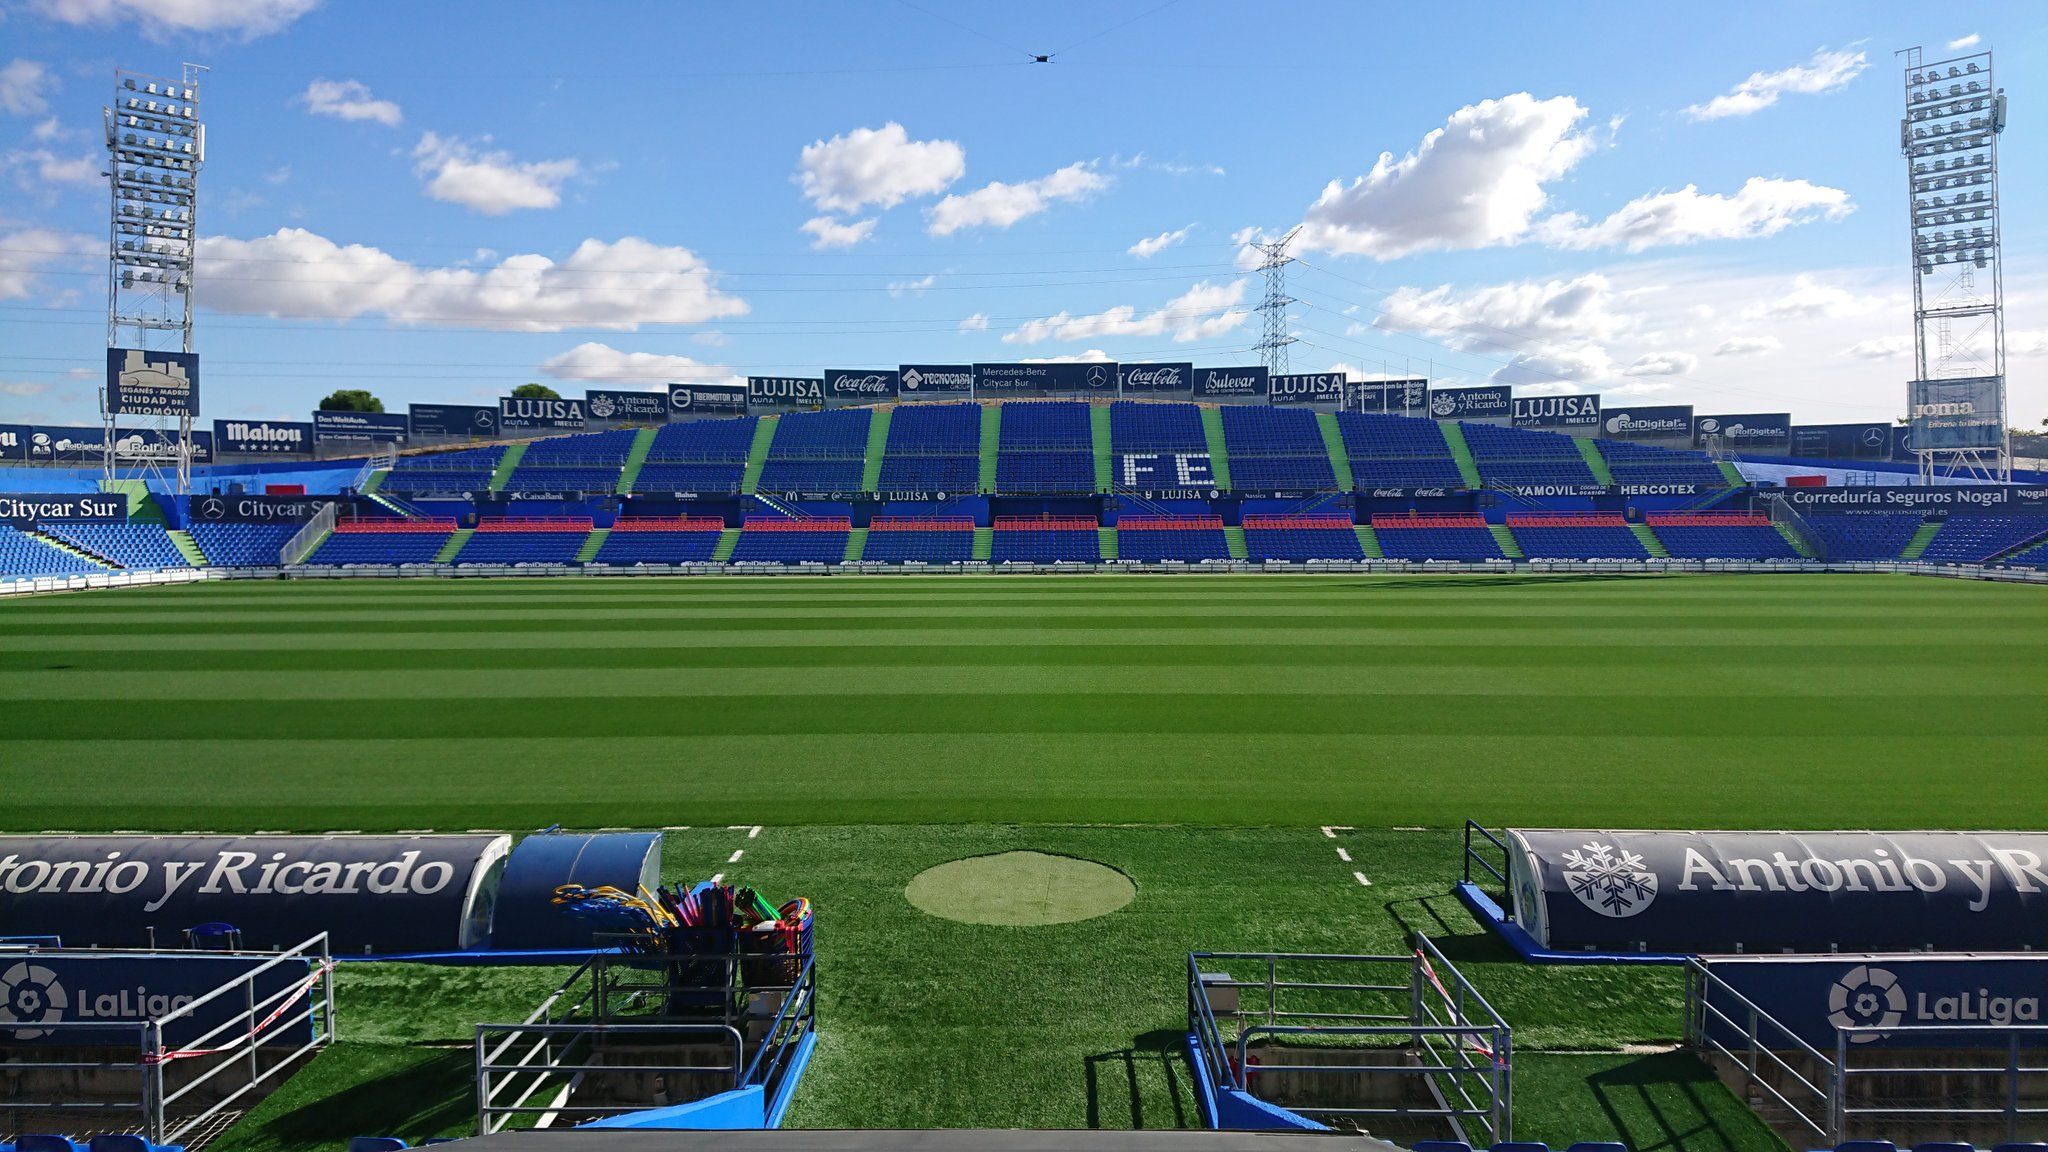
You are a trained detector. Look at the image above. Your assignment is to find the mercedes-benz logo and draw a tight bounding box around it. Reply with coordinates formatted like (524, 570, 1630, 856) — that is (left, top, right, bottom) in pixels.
(199, 497, 226, 519)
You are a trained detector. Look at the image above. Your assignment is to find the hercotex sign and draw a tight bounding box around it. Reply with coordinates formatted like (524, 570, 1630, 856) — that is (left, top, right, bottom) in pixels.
(1506, 829, 2048, 954)
(0, 951, 316, 1047)
(0, 834, 512, 955)
(1699, 953, 2048, 1051)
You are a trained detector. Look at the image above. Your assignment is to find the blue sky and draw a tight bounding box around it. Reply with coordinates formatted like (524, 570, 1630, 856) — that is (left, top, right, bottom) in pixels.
(0, 0, 2042, 428)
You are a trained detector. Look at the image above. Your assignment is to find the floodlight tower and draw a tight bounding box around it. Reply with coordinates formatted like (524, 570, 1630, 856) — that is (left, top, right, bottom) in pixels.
(103, 64, 205, 493)
(1899, 46, 2008, 481)
(1252, 227, 1301, 375)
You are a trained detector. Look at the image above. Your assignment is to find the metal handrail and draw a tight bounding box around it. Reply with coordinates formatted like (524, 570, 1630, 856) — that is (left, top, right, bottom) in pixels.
(1462, 820, 1511, 889)
(475, 1022, 744, 1133)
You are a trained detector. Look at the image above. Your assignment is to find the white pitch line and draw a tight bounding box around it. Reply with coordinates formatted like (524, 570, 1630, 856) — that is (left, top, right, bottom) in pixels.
(1320, 825, 1353, 839)
(710, 873, 723, 884)
(748, 825, 762, 838)
(1353, 871, 1373, 888)
(661, 825, 691, 831)
(728, 849, 744, 864)
(1335, 848, 1352, 862)
(727, 824, 753, 831)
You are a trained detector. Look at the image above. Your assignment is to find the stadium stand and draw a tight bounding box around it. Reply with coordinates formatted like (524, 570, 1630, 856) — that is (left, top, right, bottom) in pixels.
(39, 521, 188, 569)
(876, 403, 981, 494)
(729, 515, 851, 564)
(1372, 514, 1507, 561)
(862, 515, 976, 564)
(500, 430, 635, 494)
(1646, 513, 1799, 560)
(991, 516, 1101, 563)
(1219, 405, 1338, 491)
(589, 517, 725, 565)
(632, 417, 757, 496)
(2005, 539, 2048, 569)
(1241, 514, 1365, 562)
(1805, 512, 1924, 561)
(381, 445, 504, 496)
(304, 518, 456, 565)
(1597, 439, 1729, 487)
(1114, 514, 1230, 562)
(1916, 515, 2048, 564)
(188, 521, 301, 566)
(1334, 412, 1467, 489)
(994, 401, 1096, 495)
(0, 525, 109, 577)
(1460, 423, 1598, 488)
(756, 408, 872, 494)
(1110, 400, 1209, 454)
(453, 517, 591, 565)
(1505, 513, 1649, 560)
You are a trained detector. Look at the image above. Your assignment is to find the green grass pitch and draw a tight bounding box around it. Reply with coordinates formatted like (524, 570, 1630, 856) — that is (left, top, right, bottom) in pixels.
(2, 572, 2043, 1148)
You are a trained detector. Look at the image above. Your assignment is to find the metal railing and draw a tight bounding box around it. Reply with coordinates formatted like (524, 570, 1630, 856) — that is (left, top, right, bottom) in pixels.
(1187, 936, 1511, 1143)
(1760, 492, 1827, 559)
(1834, 1024, 2048, 1145)
(1683, 959, 1835, 1144)
(1462, 820, 1511, 894)
(279, 500, 337, 565)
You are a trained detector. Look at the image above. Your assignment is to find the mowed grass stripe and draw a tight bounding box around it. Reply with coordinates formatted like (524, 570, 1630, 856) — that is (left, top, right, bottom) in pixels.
(6, 691, 2039, 740)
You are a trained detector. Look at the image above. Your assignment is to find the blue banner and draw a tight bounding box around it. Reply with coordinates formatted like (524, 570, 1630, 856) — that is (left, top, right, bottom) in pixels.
(1117, 362, 1193, 397)
(1910, 376, 2004, 451)
(1694, 412, 1790, 452)
(746, 376, 823, 412)
(1428, 385, 1512, 422)
(1269, 372, 1347, 409)
(407, 403, 499, 439)
(1191, 365, 1267, 403)
(106, 347, 199, 417)
(1791, 422, 1893, 460)
(1512, 394, 1601, 431)
(189, 494, 351, 523)
(0, 952, 314, 1047)
(1701, 954, 2048, 1050)
(1779, 485, 2048, 514)
(25, 426, 103, 463)
(583, 390, 667, 425)
(897, 364, 974, 400)
(0, 492, 128, 523)
(824, 369, 898, 406)
(1601, 405, 1694, 444)
(314, 410, 409, 445)
(499, 396, 586, 433)
(213, 419, 313, 456)
(1349, 379, 1429, 416)
(0, 424, 26, 464)
(668, 382, 748, 417)
(1892, 425, 1916, 462)
(974, 362, 1116, 397)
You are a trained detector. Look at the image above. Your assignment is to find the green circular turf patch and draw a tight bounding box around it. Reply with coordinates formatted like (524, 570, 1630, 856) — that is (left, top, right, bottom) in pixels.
(905, 851, 1136, 926)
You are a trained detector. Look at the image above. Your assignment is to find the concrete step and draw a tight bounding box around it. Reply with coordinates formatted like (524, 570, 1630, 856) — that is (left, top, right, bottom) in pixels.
(433, 528, 472, 563)
(575, 528, 610, 563)
(166, 528, 208, 567)
(741, 417, 778, 496)
(1488, 523, 1524, 559)
(1440, 423, 1484, 489)
(1316, 412, 1355, 492)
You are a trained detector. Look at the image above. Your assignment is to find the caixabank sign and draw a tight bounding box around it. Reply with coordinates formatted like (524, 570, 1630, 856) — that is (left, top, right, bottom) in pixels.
(0, 952, 314, 1047)
(1506, 829, 2048, 954)
(1699, 953, 2048, 1050)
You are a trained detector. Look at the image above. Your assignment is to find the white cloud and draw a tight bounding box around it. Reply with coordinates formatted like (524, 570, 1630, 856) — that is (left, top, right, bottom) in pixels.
(0, 227, 91, 299)
(1492, 348, 1613, 387)
(1684, 46, 1868, 120)
(0, 380, 49, 397)
(887, 274, 935, 297)
(1843, 335, 1911, 359)
(1003, 279, 1249, 345)
(927, 161, 1109, 237)
(1623, 351, 1698, 377)
(538, 342, 734, 384)
(799, 215, 877, 250)
(1373, 273, 1630, 352)
(30, 117, 64, 142)
(1750, 273, 1888, 320)
(1019, 349, 1113, 363)
(195, 228, 748, 332)
(413, 132, 579, 215)
(1714, 335, 1782, 357)
(0, 60, 52, 117)
(958, 312, 990, 332)
(1948, 34, 1981, 51)
(1287, 93, 1597, 260)
(6, 148, 98, 188)
(2011, 330, 2048, 357)
(795, 122, 965, 214)
(1607, 380, 1677, 396)
(1542, 177, 1852, 251)
(300, 79, 401, 126)
(33, 0, 319, 37)
(1128, 225, 1192, 259)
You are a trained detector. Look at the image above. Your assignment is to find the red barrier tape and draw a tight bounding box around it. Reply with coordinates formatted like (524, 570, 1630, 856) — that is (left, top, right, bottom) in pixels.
(1413, 948, 1497, 1063)
(144, 962, 332, 1066)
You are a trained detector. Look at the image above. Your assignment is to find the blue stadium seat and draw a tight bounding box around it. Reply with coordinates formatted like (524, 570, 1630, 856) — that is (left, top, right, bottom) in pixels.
(0, 526, 110, 578)
(345, 1139, 410, 1152)
(1410, 1142, 1472, 1152)
(1219, 406, 1337, 492)
(1461, 423, 1597, 488)
(1917, 516, 2048, 564)
(1596, 439, 1728, 487)
(1335, 412, 1466, 489)
(633, 417, 757, 496)
(18, 1138, 81, 1152)
(305, 519, 455, 565)
(863, 516, 976, 564)
(382, 445, 504, 497)
(1114, 515, 1230, 562)
(1241, 515, 1363, 562)
(758, 408, 871, 495)
(1805, 513, 1923, 561)
(1648, 514, 1798, 560)
(1564, 1143, 1628, 1152)
(2004, 540, 2048, 570)
(501, 430, 635, 495)
(995, 402, 1095, 495)
(1373, 515, 1505, 561)
(878, 403, 981, 494)
(1833, 1141, 1896, 1152)
(991, 517, 1099, 563)
(1490, 1143, 1551, 1152)
(453, 519, 590, 565)
(1506, 515, 1647, 560)
(189, 521, 301, 566)
(37, 521, 187, 569)
(729, 516, 850, 563)
(591, 519, 725, 565)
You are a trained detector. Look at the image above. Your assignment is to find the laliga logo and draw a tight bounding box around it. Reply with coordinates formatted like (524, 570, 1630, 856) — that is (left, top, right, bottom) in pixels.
(1561, 840, 1658, 918)
(0, 962, 67, 1040)
(1829, 965, 1907, 1043)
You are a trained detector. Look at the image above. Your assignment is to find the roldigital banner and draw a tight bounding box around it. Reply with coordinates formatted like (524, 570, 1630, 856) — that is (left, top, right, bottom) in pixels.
(666, 382, 747, 418)
(1791, 422, 1894, 461)
(0, 492, 128, 524)
(1351, 378, 1429, 416)
(746, 376, 823, 413)
(896, 364, 974, 401)
(1700, 954, 2048, 1051)
(105, 347, 199, 417)
(213, 419, 313, 456)
(1511, 394, 1601, 433)
(1192, 365, 1268, 404)
(583, 389, 667, 425)
(27, 426, 215, 465)
(1268, 372, 1347, 409)
(1428, 385, 1512, 423)
(1118, 362, 1193, 397)
(1505, 829, 2048, 954)
(1601, 405, 1695, 446)
(1694, 412, 1791, 453)
(0, 834, 512, 954)
(973, 361, 1117, 398)
(1910, 375, 2004, 451)
(824, 368, 899, 407)
(1777, 485, 2048, 514)
(499, 396, 586, 434)
(408, 403, 499, 439)
(0, 952, 315, 1047)
(313, 410, 409, 445)
(188, 494, 351, 524)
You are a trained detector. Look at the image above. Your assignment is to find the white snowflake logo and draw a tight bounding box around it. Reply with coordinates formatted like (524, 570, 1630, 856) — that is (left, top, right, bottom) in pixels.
(1561, 840, 1658, 919)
